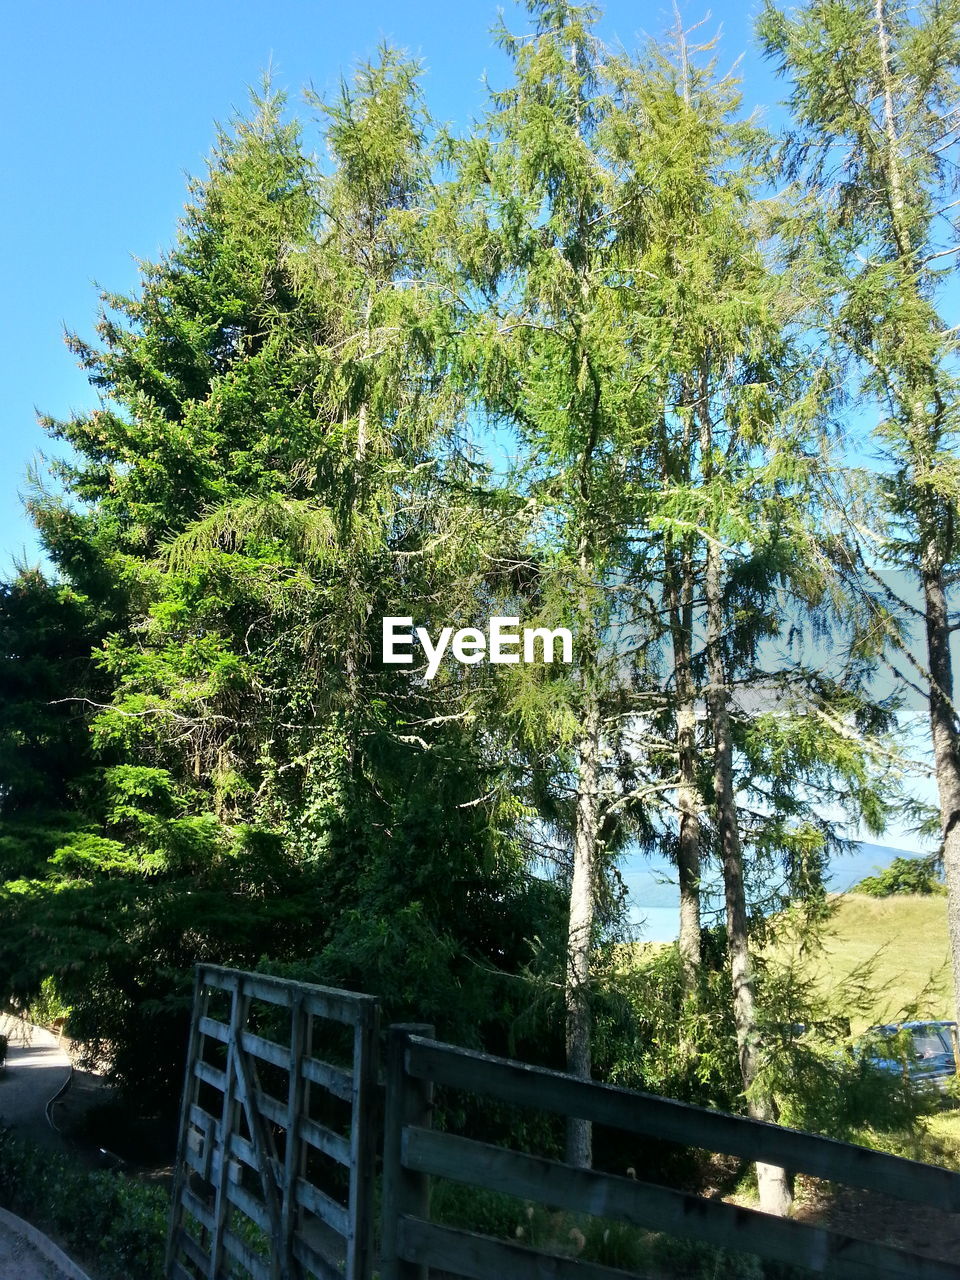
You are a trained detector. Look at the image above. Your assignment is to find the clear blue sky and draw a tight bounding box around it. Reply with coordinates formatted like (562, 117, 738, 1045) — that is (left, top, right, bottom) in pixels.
(0, 0, 777, 575)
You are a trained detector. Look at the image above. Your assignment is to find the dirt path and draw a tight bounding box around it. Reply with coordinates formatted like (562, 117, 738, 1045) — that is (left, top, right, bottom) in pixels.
(0, 1209, 90, 1280)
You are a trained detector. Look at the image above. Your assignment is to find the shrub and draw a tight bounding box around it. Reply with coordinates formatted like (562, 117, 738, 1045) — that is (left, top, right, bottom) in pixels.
(0, 1126, 168, 1280)
(855, 854, 945, 897)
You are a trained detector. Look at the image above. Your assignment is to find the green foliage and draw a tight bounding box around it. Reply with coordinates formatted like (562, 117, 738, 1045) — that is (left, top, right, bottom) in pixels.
(0, 3, 948, 1186)
(856, 854, 946, 897)
(0, 1127, 168, 1280)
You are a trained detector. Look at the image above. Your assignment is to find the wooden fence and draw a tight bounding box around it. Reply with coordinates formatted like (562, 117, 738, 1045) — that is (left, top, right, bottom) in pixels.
(165, 965, 379, 1280)
(380, 1026, 960, 1280)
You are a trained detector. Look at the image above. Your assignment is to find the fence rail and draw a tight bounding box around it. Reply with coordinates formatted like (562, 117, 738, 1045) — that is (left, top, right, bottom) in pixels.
(380, 1029, 960, 1280)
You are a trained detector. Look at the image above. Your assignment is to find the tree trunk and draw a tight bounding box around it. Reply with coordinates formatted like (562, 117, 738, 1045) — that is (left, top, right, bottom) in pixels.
(921, 547, 960, 1027)
(565, 685, 600, 1168)
(666, 545, 702, 998)
(705, 520, 792, 1217)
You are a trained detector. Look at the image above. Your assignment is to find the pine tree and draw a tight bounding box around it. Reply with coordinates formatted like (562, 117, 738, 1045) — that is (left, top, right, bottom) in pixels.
(759, 0, 960, 1026)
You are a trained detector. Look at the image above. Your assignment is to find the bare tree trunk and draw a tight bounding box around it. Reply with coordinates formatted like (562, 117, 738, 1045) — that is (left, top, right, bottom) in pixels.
(921, 547, 960, 1027)
(565, 685, 600, 1168)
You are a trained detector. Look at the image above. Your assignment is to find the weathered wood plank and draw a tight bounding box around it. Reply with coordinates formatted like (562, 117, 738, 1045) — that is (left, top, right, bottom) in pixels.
(198, 964, 378, 1025)
(181, 1186, 215, 1234)
(166, 973, 207, 1278)
(295, 1177, 350, 1238)
(302, 1055, 352, 1100)
(405, 1038, 960, 1212)
(381, 1024, 435, 1280)
(198, 1015, 229, 1044)
(193, 1058, 226, 1093)
(348, 1002, 380, 1280)
(398, 1217, 644, 1280)
(226, 1180, 270, 1234)
(174, 1224, 208, 1271)
(253, 1086, 287, 1128)
(221, 1225, 271, 1280)
(404, 1127, 960, 1280)
(281, 992, 308, 1273)
(228, 1130, 257, 1172)
(240, 1028, 288, 1069)
(299, 1114, 351, 1166)
(348, 1003, 381, 1280)
(292, 1232, 346, 1280)
(209, 986, 245, 1278)
(200, 966, 291, 1009)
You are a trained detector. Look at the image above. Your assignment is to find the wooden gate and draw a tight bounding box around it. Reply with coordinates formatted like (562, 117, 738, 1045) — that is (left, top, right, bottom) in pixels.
(166, 965, 379, 1280)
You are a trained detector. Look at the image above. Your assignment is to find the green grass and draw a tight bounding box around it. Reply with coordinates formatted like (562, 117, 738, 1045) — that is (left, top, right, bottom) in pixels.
(772, 893, 953, 1034)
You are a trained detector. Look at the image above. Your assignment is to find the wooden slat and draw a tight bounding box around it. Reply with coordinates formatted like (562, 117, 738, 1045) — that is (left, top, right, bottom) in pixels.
(226, 1179, 271, 1234)
(241, 1028, 288, 1069)
(222, 1225, 271, 1280)
(300, 1115, 351, 1166)
(193, 1058, 226, 1092)
(169, 1261, 195, 1280)
(189, 1101, 219, 1135)
(302, 1055, 352, 1100)
(292, 1232, 347, 1280)
(398, 1217, 642, 1280)
(381, 1024, 434, 1280)
(199, 963, 378, 1025)
(166, 969, 205, 1280)
(406, 1037, 960, 1213)
(228, 1130, 258, 1171)
(181, 1186, 215, 1233)
(296, 1177, 350, 1238)
(281, 992, 308, 1274)
(254, 1086, 287, 1128)
(348, 1003, 380, 1280)
(198, 1015, 229, 1043)
(173, 1225, 208, 1271)
(201, 967, 293, 1008)
(404, 1127, 960, 1280)
(209, 986, 245, 1277)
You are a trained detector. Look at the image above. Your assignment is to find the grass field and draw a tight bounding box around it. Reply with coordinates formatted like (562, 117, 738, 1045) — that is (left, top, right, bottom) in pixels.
(771, 892, 953, 1034)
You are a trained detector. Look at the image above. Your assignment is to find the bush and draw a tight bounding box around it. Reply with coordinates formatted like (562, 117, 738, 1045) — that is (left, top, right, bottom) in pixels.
(855, 854, 945, 897)
(0, 1126, 168, 1280)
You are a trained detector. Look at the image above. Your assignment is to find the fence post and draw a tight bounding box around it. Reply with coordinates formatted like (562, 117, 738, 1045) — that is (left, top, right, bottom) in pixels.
(381, 1023, 434, 1280)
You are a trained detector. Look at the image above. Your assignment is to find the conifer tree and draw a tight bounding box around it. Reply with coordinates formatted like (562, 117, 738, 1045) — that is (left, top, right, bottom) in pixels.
(760, 0, 960, 1025)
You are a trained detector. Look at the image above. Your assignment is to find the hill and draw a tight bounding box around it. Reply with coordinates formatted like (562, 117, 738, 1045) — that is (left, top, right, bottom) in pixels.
(772, 893, 953, 1034)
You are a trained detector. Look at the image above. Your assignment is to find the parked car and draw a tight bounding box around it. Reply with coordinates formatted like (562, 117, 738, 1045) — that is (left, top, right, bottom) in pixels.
(861, 1020, 959, 1095)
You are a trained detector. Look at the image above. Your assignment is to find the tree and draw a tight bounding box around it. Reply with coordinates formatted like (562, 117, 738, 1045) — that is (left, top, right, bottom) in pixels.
(602, 25, 902, 1212)
(442, 0, 669, 1166)
(759, 0, 960, 1026)
(0, 72, 556, 1100)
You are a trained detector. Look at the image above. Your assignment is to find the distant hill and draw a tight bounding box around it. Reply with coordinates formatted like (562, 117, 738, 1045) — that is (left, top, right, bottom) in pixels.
(770, 894, 952, 1034)
(624, 840, 936, 943)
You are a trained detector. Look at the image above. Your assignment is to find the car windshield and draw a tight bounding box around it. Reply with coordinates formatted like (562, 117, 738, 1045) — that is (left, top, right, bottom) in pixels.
(912, 1030, 950, 1058)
